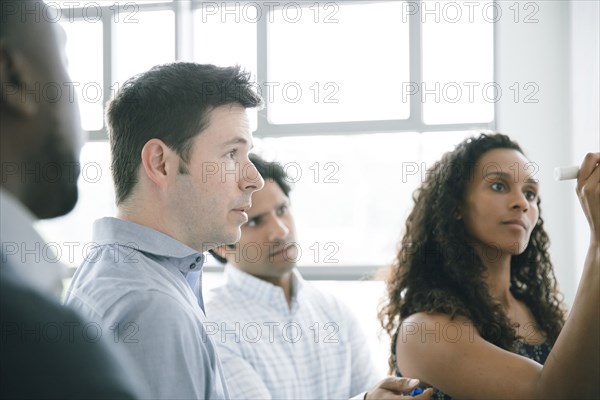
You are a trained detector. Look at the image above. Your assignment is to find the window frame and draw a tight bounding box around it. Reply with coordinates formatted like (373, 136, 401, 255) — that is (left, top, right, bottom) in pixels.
(58, 0, 496, 141)
(56, 0, 497, 278)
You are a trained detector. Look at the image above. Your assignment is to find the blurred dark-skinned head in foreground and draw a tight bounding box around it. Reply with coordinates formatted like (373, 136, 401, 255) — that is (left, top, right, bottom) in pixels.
(1, 0, 82, 219)
(1, 1, 143, 398)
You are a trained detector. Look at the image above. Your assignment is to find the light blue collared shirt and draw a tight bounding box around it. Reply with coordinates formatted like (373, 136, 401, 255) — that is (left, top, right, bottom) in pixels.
(64, 217, 229, 400)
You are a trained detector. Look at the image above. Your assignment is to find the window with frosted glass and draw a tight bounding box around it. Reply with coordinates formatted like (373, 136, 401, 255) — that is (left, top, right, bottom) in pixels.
(192, 3, 258, 131)
(267, 1, 410, 124)
(249, 131, 472, 267)
(113, 10, 176, 86)
(60, 20, 103, 131)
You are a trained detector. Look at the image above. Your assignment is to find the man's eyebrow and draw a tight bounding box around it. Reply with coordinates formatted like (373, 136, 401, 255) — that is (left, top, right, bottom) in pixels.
(483, 171, 511, 179)
(483, 171, 539, 184)
(277, 199, 290, 208)
(247, 209, 266, 221)
(222, 136, 255, 151)
(223, 137, 249, 146)
(249, 200, 289, 220)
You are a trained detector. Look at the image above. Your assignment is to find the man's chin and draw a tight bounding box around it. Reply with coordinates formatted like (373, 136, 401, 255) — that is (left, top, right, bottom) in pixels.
(24, 137, 81, 219)
(253, 265, 296, 281)
(228, 227, 242, 245)
(210, 231, 241, 252)
(271, 263, 297, 274)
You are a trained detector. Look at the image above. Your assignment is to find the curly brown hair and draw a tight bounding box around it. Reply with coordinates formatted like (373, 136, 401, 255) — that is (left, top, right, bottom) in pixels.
(378, 133, 566, 373)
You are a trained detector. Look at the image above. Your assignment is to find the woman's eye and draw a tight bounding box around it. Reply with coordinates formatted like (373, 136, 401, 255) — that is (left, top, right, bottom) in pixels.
(276, 205, 287, 215)
(491, 182, 506, 192)
(525, 190, 537, 201)
(227, 150, 237, 159)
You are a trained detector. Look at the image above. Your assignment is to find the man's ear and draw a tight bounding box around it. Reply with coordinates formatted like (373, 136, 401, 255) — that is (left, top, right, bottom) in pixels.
(0, 41, 39, 117)
(140, 138, 178, 187)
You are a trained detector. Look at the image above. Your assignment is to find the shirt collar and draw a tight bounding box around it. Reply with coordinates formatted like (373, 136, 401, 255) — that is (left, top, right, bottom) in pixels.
(223, 264, 305, 307)
(0, 188, 65, 297)
(92, 217, 205, 274)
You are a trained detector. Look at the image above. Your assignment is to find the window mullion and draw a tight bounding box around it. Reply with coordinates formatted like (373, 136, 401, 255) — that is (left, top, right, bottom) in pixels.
(175, 0, 193, 61)
(99, 5, 113, 141)
(409, 2, 423, 129)
(255, 120, 491, 138)
(256, 2, 269, 134)
(492, 0, 498, 132)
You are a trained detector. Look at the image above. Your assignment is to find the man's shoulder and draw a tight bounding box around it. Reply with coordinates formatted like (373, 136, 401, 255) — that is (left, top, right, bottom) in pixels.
(1, 266, 74, 321)
(66, 276, 199, 323)
(77, 241, 154, 271)
(0, 269, 143, 399)
(302, 280, 346, 307)
(298, 281, 362, 326)
(69, 243, 181, 296)
(65, 246, 196, 321)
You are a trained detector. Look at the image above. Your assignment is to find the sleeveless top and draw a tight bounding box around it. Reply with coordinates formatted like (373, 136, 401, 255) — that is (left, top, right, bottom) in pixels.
(391, 331, 552, 400)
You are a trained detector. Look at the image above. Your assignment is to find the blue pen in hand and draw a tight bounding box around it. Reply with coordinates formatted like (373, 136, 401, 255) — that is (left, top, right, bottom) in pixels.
(408, 387, 424, 396)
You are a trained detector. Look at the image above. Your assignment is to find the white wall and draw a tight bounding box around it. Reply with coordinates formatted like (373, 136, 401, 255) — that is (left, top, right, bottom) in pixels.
(496, 0, 599, 307)
(570, 0, 600, 288)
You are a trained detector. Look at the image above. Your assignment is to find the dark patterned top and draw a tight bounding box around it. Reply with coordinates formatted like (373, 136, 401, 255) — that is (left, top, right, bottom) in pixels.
(391, 331, 552, 400)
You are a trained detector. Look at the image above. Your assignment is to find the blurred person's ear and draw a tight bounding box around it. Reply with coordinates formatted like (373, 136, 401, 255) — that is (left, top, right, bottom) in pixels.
(0, 42, 39, 117)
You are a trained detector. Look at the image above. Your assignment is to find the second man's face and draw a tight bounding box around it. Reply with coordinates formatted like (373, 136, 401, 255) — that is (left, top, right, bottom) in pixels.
(224, 179, 299, 279)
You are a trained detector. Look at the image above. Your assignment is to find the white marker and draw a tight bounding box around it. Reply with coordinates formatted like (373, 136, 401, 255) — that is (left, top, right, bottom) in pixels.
(554, 166, 579, 181)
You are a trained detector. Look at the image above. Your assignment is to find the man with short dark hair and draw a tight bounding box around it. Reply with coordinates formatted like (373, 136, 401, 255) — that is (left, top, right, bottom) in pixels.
(205, 154, 432, 400)
(64, 62, 265, 399)
(0, 1, 143, 397)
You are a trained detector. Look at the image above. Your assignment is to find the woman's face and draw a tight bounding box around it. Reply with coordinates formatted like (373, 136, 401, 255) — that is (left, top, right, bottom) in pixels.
(461, 148, 540, 258)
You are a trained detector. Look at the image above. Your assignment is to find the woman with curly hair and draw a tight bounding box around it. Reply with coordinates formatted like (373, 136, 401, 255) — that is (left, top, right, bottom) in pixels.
(378, 133, 599, 399)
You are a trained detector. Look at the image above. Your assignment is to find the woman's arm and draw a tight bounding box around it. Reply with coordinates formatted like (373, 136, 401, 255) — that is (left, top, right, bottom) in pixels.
(539, 152, 599, 398)
(396, 312, 544, 399)
(396, 153, 599, 399)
